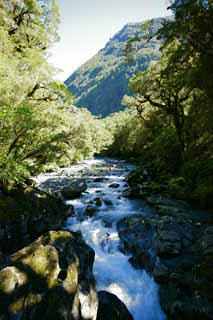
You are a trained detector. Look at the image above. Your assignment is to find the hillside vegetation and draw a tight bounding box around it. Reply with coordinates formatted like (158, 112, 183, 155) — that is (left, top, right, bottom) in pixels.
(0, 0, 212, 212)
(65, 18, 162, 116)
(0, 0, 110, 189)
(104, 1, 213, 210)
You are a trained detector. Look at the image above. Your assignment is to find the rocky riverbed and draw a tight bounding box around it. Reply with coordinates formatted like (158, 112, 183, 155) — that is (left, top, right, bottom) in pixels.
(120, 166, 213, 319)
(0, 157, 212, 319)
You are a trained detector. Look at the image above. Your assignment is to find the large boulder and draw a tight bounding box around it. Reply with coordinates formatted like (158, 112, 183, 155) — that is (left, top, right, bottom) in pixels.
(126, 168, 150, 185)
(61, 178, 87, 199)
(117, 199, 213, 319)
(117, 215, 157, 272)
(157, 227, 182, 257)
(122, 183, 166, 199)
(0, 187, 73, 254)
(0, 230, 98, 320)
(97, 291, 133, 320)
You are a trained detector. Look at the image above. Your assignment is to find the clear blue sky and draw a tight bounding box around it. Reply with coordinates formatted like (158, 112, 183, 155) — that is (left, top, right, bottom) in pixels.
(49, 0, 170, 81)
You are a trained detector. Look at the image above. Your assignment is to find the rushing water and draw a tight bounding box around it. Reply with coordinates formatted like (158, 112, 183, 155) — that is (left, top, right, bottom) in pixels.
(36, 158, 166, 320)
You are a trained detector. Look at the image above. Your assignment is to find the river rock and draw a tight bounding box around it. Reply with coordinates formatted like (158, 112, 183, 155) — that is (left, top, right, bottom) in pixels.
(94, 177, 106, 182)
(122, 187, 133, 198)
(153, 257, 170, 282)
(85, 205, 97, 217)
(117, 189, 213, 319)
(122, 183, 166, 199)
(95, 189, 102, 193)
(0, 230, 98, 320)
(103, 197, 113, 205)
(61, 178, 87, 199)
(109, 183, 120, 188)
(97, 291, 133, 320)
(157, 227, 182, 257)
(117, 215, 157, 272)
(94, 197, 102, 206)
(126, 168, 150, 185)
(199, 226, 213, 296)
(0, 186, 74, 254)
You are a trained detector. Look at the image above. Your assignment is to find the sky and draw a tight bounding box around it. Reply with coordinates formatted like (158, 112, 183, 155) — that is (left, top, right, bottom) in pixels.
(49, 0, 170, 81)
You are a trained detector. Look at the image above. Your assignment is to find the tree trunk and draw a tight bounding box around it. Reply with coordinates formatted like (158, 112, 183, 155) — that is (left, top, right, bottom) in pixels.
(173, 116, 186, 162)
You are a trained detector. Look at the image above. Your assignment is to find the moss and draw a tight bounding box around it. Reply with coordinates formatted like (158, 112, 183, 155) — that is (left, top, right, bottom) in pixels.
(49, 230, 72, 242)
(14, 245, 59, 288)
(0, 267, 28, 294)
(9, 297, 25, 314)
(63, 264, 78, 294)
(0, 268, 16, 294)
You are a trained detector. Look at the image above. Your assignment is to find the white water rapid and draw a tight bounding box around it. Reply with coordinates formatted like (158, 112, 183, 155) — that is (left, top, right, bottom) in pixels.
(36, 158, 166, 320)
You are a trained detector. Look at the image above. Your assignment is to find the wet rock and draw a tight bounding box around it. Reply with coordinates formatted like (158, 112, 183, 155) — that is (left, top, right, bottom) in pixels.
(199, 226, 213, 294)
(94, 197, 102, 206)
(153, 257, 169, 282)
(118, 188, 213, 319)
(122, 188, 133, 198)
(170, 297, 213, 320)
(157, 225, 182, 257)
(122, 183, 166, 199)
(61, 178, 87, 199)
(109, 183, 120, 188)
(126, 168, 150, 185)
(0, 231, 98, 320)
(146, 195, 180, 208)
(159, 282, 213, 320)
(201, 226, 213, 258)
(85, 205, 97, 217)
(155, 204, 184, 217)
(0, 187, 73, 254)
(117, 215, 157, 272)
(94, 177, 106, 182)
(97, 291, 133, 320)
(103, 198, 113, 205)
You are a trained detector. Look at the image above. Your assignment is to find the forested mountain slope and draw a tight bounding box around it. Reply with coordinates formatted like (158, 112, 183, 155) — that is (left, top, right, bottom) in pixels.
(65, 18, 163, 117)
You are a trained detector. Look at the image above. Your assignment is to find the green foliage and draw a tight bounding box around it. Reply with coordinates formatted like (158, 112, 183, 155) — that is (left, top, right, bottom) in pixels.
(0, 0, 109, 187)
(147, 127, 182, 173)
(0, 154, 29, 185)
(104, 108, 144, 157)
(159, 0, 213, 99)
(104, 1, 213, 209)
(168, 177, 186, 193)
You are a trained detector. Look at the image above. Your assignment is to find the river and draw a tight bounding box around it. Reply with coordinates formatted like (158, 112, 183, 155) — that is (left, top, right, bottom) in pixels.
(36, 157, 166, 320)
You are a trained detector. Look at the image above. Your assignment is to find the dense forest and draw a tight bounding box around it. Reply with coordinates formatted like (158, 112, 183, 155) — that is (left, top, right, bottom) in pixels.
(0, 0, 212, 209)
(0, 1, 213, 320)
(0, 0, 110, 188)
(104, 0, 213, 209)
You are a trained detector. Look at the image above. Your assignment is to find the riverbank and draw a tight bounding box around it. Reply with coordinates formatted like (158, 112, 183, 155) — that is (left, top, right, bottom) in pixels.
(0, 157, 212, 319)
(120, 165, 213, 319)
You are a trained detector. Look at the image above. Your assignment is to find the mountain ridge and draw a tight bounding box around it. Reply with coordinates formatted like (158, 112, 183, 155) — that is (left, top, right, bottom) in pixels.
(65, 17, 164, 117)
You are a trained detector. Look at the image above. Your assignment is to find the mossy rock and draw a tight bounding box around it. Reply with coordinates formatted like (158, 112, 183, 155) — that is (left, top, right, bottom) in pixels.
(0, 187, 73, 254)
(0, 231, 97, 320)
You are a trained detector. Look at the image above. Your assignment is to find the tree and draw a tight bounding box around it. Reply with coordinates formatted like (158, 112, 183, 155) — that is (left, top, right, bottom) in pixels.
(0, 0, 84, 187)
(129, 43, 193, 159)
(158, 0, 213, 99)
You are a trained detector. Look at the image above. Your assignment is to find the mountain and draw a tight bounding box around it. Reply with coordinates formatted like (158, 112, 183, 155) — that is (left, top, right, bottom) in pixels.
(65, 17, 163, 117)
